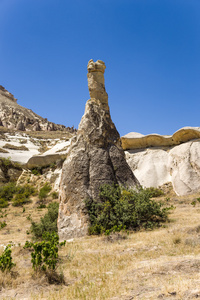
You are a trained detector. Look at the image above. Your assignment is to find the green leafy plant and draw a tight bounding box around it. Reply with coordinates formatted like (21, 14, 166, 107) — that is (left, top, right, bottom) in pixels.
(0, 157, 22, 171)
(0, 183, 35, 207)
(0, 157, 12, 168)
(0, 198, 9, 208)
(37, 203, 46, 209)
(0, 245, 16, 272)
(24, 232, 66, 283)
(12, 184, 36, 207)
(144, 187, 164, 198)
(31, 202, 59, 239)
(39, 183, 52, 201)
(85, 184, 173, 235)
(0, 210, 7, 218)
(31, 168, 41, 176)
(0, 182, 16, 202)
(51, 191, 59, 199)
(0, 221, 7, 229)
(191, 200, 197, 207)
(192, 198, 200, 207)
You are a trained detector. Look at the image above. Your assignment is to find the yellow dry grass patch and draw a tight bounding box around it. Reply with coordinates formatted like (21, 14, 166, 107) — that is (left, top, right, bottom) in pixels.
(1, 192, 200, 299)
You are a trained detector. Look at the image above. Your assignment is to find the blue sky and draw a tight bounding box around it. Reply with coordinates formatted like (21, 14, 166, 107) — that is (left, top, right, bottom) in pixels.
(0, 0, 199, 136)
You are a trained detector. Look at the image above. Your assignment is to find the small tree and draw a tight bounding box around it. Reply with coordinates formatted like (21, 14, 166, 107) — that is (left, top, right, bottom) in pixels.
(0, 245, 15, 272)
(24, 232, 66, 283)
(31, 202, 59, 239)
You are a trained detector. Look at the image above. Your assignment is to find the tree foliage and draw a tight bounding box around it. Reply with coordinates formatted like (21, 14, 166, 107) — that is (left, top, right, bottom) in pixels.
(0, 245, 15, 272)
(85, 184, 173, 235)
(31, 202, 59, 239)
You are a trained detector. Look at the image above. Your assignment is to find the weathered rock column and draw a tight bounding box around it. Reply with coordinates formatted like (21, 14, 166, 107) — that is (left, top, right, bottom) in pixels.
(58, 59, 139, 240)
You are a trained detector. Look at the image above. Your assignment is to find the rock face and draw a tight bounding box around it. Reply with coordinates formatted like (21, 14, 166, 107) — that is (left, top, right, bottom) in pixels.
(0, 85, 76, 133)
(58, 59, 139, 240)
(124, 132, 200, 196)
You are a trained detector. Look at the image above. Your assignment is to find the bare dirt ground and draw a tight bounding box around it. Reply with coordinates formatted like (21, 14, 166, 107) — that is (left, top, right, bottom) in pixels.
(1, 190, 200, 299)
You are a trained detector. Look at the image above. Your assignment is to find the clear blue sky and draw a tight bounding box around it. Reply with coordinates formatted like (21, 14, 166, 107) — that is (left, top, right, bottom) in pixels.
(0, 0, 199, 136)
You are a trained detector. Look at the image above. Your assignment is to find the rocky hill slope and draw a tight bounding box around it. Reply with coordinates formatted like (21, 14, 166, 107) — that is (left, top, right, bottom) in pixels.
(0, 85, 76, 132)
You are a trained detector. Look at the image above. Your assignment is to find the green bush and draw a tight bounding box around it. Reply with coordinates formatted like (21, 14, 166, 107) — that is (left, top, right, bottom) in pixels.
(37, 203, 46, 209)
(12, 184, 36, 207)
(12, 194, 31, 207)
(0, 157, 22, 171)
(31, 202, 59, 240)
(0, 221, 7, 229)
(0, 198, 9, 208)
(0, 157, 12, 169)
(51, 191, 59, 199)
(85, 184, 173, 235)
(0, 183, 36, 207)
(31, 168, 41, 176)
(39, 183, 52, 201)
(144, 187, 164, 198)
(24, 232, 66, 283)
(0, 245, 15, 272)
(16, 184, 36, 197)
(0, 182, 17, 202)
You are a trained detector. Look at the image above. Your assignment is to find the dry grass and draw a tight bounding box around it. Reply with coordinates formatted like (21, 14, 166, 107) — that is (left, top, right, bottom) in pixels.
(1, 191, 200, 299)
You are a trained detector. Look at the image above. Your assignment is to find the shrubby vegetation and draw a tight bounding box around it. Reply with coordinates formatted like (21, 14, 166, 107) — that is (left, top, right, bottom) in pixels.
(144, 186, 164, 198)
(24, 232, 66, 283)
(31, 202, 59, 240)
(0, 182, 16, 208)
(0, 244, 15, 272)
(85, 184, 173, 235)
(0, 221, 7, 229)
(12, 184, 36, 206)
(0, 182, 36, 208)
(0, 157, 21, 170)
(51, 191, 59, 199)
(39, 183, 52, 201)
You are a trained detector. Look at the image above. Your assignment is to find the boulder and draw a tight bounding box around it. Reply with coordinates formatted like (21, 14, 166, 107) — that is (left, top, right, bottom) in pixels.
(26, 154, 62, 169)
(58, 59, 139, 240)
(125, 139, 200, 196)
(7, 168, 22, 181)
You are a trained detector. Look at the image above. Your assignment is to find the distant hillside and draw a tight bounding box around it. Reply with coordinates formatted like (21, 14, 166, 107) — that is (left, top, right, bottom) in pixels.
(0, 85, 76, 133)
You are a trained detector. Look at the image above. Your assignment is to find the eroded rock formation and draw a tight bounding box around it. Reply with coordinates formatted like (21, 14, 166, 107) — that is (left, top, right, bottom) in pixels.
(0, 85, 76, 132)
(121, 127, 200, 150)
(124, 128, 200, 196)
(58, 59, 139, 240)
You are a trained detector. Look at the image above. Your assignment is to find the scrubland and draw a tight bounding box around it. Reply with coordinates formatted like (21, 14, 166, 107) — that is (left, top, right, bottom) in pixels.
(0, 188, 200, 299)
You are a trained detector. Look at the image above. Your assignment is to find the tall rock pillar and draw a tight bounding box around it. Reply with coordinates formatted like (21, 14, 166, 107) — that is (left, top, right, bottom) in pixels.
(58, 59, 139, 240)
